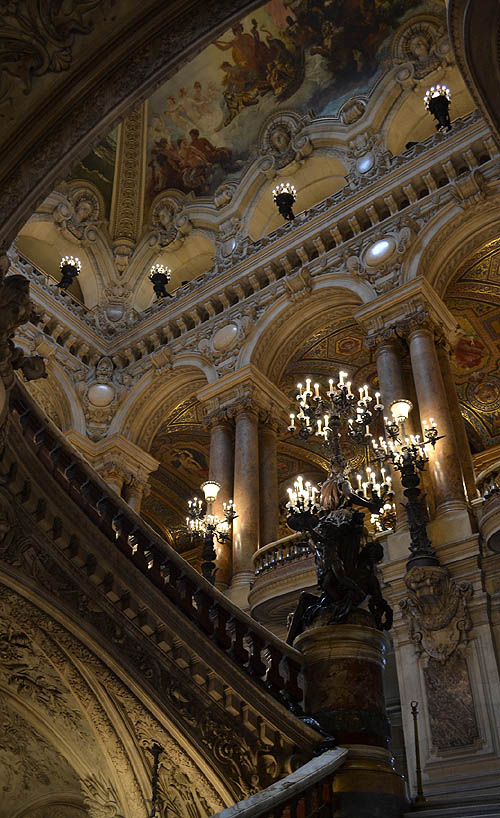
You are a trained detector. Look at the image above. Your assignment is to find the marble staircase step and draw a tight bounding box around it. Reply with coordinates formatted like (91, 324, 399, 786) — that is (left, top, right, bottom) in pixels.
(405, 801, 500, 818)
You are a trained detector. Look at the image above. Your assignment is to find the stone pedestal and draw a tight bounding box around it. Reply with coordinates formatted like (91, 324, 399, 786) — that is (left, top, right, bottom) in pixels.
(295, 611, 408, 818)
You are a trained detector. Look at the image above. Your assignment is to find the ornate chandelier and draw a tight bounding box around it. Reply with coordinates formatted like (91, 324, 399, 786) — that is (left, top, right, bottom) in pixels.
(285, 372, 394, 638)
(424, 83, 452, 132)
(371, 399, 441, 566)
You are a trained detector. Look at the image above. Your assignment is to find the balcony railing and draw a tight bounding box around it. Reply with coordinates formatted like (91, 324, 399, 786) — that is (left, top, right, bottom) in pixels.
(254, 534, 313, 576)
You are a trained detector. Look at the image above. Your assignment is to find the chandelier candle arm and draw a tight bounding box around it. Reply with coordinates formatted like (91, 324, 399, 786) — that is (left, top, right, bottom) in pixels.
(186, 488, 237, 584)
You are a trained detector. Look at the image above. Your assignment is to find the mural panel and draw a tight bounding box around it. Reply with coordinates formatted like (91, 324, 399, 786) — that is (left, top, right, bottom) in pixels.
(68, 129, 117, 217)
(146, 0, 428, 203)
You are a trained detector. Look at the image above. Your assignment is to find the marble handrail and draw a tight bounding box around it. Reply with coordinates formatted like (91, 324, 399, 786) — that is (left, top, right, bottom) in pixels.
(210, 748, 348, 818)
(10, 382, 305, 709)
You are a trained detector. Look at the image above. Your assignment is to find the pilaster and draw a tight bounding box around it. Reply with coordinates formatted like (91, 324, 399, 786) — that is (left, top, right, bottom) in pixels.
(109, 103, 148, 276)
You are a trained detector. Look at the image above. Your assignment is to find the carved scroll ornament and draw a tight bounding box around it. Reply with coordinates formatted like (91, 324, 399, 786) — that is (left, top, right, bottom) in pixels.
(399, 565, 473, 662)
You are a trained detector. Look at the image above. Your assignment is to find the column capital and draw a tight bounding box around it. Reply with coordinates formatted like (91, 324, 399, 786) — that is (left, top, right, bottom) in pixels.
(202, 407, 233, 431)
(355, 277, 461, 348)
(66, 430, 159, 485)
(197, 364, 290, 422)
(258, 407, 280, 433)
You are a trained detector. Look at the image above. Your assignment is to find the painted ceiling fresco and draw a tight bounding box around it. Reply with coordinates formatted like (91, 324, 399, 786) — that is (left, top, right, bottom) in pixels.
(67, 128, 117, 216)
(146, 0, 430, 204)
(445, 239, 500, 453)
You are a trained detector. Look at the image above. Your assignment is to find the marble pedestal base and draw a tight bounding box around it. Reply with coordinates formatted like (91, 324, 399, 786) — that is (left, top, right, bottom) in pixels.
(294, 611, 408, 818)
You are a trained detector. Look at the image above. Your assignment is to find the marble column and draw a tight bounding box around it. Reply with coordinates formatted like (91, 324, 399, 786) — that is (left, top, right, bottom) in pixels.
(208, 413, 234, 589)
(437, 340, 478, 504)
(231, 405, 260, 604)
(374, 337, 409, 531)
(408, 324, 467, 516)
(259, 414, 280, 547)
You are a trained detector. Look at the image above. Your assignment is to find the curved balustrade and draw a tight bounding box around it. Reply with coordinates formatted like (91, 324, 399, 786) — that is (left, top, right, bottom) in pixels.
(254, 534, 313, 576)
(478, 466, 500, 499)
(476, 461, 500, 553)
(8, 383, 305, 709)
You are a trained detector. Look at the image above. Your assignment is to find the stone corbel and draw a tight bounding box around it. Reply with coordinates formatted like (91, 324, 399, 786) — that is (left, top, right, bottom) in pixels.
(450, 169, 486, 210)
(283, 268, 313, 302)
(399, 564, 473, 662)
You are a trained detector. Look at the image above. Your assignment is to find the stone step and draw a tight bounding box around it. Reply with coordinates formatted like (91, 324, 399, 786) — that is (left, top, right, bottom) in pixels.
(405, 801, 500, 818)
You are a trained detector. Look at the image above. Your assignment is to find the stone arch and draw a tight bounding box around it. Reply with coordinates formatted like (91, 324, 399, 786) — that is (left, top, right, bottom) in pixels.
(403, 189, 500, 295)
(241, 282, 369, 382)
(0, 585, 145, 818)
(0, 579, 233, 818)
(113, 366, 208, 451)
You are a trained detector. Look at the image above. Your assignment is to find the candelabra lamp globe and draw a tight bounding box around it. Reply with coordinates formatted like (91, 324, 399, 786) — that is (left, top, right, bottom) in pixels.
(58, 255, 81, 289)
(424, 84, 452, 132)
(149, 263, 171, 299)
(272, 181, 297, 221)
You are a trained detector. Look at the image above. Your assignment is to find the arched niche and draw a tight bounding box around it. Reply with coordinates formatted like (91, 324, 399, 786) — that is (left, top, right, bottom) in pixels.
(386, 64, 475, 156)
(133, 232, 215, 311)
(247, 155, 348, 242)
(15, 220, 99, 307)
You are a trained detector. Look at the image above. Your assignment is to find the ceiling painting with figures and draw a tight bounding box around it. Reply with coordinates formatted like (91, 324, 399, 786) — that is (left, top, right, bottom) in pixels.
(146, 0, 430, 204)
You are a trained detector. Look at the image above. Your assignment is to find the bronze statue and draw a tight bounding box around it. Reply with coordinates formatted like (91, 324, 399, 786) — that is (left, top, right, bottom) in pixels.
(286, 472, 393, 644)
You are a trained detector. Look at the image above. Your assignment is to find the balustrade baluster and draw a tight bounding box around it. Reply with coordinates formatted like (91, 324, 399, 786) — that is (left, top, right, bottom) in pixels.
(265, 643, 285, 694)
(113, 512, 136, 556)
(228, 616, 249, 666)
(96, 495, 121, 540)
(247, 631, 267, 679)
(211, 605, 232, 650)
(193, 589, 214, 635)
(283, 656, 302, 705)
(177, 573, 197, 617)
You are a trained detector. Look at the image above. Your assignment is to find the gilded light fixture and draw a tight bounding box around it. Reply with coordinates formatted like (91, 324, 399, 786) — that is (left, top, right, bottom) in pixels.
(149, 263, 172, 299)
(424, 83, 451, 132)
(58, 255, 81, 290)
(371, 399, 442, 567)
(272, 181, 297, 222)
(186, 483, 237, 583)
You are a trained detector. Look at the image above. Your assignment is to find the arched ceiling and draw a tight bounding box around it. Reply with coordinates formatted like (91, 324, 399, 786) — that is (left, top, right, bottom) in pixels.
(444, 237, 500, 453)
(13, 0, 467, 311)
